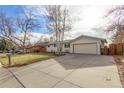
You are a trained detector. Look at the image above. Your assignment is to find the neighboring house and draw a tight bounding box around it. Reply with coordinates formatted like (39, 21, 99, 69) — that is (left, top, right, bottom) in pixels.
(27, 43, 47, 53)
(46, 35, 107, 55)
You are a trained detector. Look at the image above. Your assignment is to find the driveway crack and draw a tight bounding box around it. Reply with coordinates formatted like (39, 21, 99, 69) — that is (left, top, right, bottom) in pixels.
(7, 68, 26, 88)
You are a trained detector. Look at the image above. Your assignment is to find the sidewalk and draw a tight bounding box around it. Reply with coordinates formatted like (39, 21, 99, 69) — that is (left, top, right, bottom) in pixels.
(0, 67, 23, 88)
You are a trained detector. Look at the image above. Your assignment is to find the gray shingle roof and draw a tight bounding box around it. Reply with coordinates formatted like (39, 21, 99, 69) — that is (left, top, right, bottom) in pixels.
(47, 34, 107, 45)
(70, 34, 106, 43)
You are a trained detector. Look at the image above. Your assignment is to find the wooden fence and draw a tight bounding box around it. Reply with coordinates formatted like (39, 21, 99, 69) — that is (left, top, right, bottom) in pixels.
(101, 43, 123, 55)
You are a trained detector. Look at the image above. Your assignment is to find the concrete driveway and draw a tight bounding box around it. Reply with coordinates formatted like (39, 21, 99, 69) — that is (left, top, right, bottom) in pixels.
(0, 54, 122, 88)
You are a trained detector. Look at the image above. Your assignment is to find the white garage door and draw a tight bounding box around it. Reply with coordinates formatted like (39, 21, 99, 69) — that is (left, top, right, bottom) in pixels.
(73, 43, 97, 54)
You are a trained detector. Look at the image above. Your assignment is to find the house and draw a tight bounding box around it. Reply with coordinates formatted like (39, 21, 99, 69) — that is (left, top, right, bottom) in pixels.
(26, 43, 47, 53)
(46, 35, 107, 55)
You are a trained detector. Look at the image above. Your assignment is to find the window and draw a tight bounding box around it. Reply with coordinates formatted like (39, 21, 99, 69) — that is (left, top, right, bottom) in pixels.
(64, 43, 70, 48)
(54, 44, 56, 47)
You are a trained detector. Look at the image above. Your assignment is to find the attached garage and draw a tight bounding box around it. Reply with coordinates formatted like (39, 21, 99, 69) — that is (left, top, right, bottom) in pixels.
(73, 43, 97, 54)
(70, 35, 106, 55)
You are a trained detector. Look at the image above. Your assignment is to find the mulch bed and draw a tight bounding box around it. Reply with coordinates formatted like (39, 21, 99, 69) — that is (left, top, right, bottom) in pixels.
(114, 56, 124, 87)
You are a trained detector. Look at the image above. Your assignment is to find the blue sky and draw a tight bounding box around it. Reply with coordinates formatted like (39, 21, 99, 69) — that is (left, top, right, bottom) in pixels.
(0, 5, 23, 17)
(0, 5, 48, 34)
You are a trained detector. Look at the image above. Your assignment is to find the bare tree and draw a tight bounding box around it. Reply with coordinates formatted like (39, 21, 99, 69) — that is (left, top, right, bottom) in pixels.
(44, 5, 71, 55)
(0, 11, 18, 48)
(105, 5, 124, 43)
(0, 10, 40, 53)
(16, 10, 40, 52)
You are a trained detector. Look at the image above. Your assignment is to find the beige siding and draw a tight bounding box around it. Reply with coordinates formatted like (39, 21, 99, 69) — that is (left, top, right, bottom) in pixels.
(62, 44, 70, 52)
(71, 37, 101, 44)
(46, 45, 57, 52)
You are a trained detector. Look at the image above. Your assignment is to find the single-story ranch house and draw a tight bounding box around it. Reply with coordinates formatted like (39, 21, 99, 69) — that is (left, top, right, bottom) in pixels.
(46, 35, 107, 55)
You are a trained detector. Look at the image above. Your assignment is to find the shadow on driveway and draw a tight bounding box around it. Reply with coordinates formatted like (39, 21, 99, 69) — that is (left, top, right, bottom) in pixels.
(53, 54, 115, 70)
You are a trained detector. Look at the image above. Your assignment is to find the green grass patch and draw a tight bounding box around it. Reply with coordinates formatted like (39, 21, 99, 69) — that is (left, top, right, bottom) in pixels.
(0, 52, 55, 67)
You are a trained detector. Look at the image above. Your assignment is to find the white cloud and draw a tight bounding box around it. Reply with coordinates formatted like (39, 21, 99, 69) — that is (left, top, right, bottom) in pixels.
(18, 32, 51, 44)
(28, 32, 51, 43)
(24, 5, 113, 41)
(66, 5, 112, 39)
